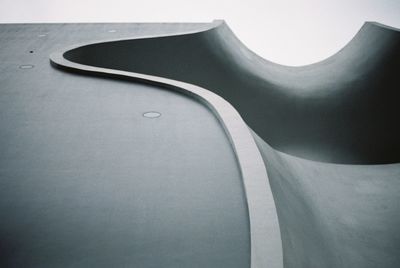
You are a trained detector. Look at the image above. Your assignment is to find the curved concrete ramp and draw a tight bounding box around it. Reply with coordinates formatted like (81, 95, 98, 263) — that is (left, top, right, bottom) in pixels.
(0, 79, 251, 268)
(253, 132, 400, 268)
(62, 21, 400, 165)
(50, 21, 400, 268)
(0, 23, 283, 268)
(50, 24, 283, 268)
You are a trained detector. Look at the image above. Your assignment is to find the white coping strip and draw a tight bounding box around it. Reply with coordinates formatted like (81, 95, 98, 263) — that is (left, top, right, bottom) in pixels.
(49, 25, 283, 267)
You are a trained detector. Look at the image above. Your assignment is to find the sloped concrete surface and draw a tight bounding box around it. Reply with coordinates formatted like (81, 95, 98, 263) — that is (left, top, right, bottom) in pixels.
(50, 23, 283, 268)
(0, 24, 252, 268)
(63, 21, 400, 164)
(1, 20, 400, 268)
(52, 20, 400, 268)
(253, 132, 400, 268)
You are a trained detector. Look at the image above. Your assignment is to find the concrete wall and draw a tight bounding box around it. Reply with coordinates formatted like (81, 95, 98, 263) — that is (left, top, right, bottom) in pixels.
(64, 21, 400, 164)
(58, 21, 400, 267)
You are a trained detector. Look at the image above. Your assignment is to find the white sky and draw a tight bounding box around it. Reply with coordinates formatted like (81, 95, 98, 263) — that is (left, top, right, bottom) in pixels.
(1, 0, 399, 66)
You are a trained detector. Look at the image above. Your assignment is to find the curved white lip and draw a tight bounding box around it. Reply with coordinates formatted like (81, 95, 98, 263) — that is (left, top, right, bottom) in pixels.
(52, 19, 224, 57)
(50, 22, 283, 268)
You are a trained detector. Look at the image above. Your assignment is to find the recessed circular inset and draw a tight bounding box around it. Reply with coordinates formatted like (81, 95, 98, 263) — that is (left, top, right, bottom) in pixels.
(19, 64, 34, 69)
(108, 29, 117, 33)
(143, 111, 161, 118)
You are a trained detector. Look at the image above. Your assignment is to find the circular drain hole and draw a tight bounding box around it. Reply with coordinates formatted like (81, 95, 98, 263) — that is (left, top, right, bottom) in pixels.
(143, 111, 161, 118)
(19, 64, 34, 69)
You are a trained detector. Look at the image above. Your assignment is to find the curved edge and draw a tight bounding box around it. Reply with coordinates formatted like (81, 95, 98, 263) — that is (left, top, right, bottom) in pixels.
(367, 21, 400, 32)
(50, 41, 283, 268)
(57, 20, 225, 58)
(225, 21, 400, 69)
(211, 20, 400, 71)
(60, 20, 400, 164)
(58, 20, 400, 71)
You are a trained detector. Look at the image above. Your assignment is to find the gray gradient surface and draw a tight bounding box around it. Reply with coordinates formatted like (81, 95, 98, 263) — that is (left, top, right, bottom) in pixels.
(0, 24, 250, 267)
(64, 21, 400, 164)
(2, 20, 400, 268)
(54, 21, 400, 268)
(253, 132, 400, 268)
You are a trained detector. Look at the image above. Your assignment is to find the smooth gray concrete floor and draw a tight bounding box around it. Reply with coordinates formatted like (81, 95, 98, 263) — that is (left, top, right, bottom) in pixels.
(0, 24, 250, 267)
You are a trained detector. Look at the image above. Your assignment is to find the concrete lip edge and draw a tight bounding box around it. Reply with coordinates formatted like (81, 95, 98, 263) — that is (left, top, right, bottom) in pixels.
(49, 24, 283, 268)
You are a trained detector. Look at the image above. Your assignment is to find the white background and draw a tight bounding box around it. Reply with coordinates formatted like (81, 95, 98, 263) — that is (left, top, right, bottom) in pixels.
(1, 0, 399, 66)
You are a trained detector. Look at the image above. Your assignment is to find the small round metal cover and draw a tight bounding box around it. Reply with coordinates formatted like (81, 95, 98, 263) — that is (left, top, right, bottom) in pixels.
(143, 111, 161, 118)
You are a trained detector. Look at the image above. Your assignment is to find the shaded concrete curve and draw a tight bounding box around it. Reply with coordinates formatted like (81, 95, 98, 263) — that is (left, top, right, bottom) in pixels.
(1, 22, 266, 268)
(50, 33, 283, 268)
(252, 132, 400, 268)
(62, 20, 400, 164)
(49, 21, 400, 268)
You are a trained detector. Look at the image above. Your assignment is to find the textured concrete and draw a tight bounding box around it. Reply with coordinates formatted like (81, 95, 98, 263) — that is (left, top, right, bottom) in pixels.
(54, 20, 400, 268)
(0, 23, 251, 268)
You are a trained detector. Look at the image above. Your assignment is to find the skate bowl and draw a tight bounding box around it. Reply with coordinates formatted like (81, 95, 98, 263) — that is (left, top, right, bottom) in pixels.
(60, 20, 400, 165)
(50, 20, 400, 268)
(1, 23, 281, 268)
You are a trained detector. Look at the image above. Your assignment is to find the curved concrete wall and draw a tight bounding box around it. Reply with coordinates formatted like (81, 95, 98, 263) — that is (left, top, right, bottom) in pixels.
(253, 132, 400, 268)
(51, 21, 400, 267)
(63, 21, 400, 164)
(51, 35, 283, 268)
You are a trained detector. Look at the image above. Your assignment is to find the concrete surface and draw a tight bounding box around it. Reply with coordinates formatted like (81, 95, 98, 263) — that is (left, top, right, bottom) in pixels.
(253, 132, 400, 268)
(2, 20, 400, 268)
(54, 20, 400, 268)
(0, 23, 251, 268)
(50, 23, 283, 267)
(64, 21, 400, 164)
